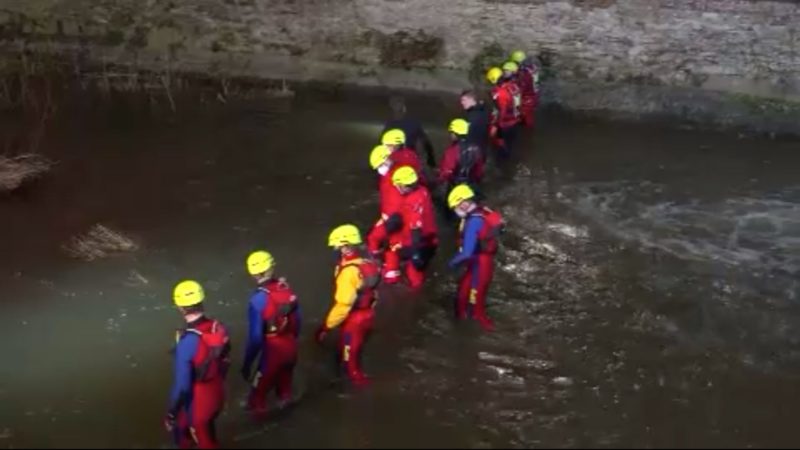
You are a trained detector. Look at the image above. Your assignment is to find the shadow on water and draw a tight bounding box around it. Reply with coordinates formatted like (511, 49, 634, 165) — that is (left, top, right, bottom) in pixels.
(0, 87, 799, 448)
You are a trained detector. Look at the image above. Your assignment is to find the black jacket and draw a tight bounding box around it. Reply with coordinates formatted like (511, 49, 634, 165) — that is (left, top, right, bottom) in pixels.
(382, 117, 436, 167)
(465, 103, 491, 150)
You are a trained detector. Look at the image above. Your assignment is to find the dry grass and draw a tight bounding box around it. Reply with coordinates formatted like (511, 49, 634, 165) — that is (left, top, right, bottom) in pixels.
(0, 154, 54, 192)
(63, 224, 139, 261)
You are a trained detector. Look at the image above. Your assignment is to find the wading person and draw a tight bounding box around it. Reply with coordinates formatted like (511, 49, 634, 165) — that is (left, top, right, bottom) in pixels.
(315, 224, 381, 387)
(165, 280, 231, 449)
(460, 90, 491, 162)
(510, 50, 540, 128)
(382, 96, 437, 168)
(241, 251, 301, 420)
(438, 119, 484, 191)
(447, 185, 504, 332)
(366, 144, 405, 283)
(486, 66, 521, 158)
(381, 128, 425, 183)
(388, 166, 439, 289)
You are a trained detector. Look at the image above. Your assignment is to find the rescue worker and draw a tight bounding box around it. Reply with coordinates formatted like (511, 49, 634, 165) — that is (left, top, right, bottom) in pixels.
(241, 251, 301, 419)
(500, 60, 527, 153)
(369, 144, 404, 219)
(447, 185, 505, 332)
(501, 61, 524, 130)
(382, 96, 437, 168)
(510, 50, 539, 129)
(437, 118, 484, 190)
(315, 224, 381, 387)
(511, 51, 541, 93)
(486, 66, 521, 158)
(460, 90, 491, 161)
(389, 166, 439, 288)
(381, 128, 424, 180)
(165, 280, 231, 449)
(366, 145, 404, 282)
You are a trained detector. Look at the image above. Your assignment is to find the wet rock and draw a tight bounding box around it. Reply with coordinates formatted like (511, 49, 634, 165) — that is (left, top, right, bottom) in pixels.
(552, 376, 574, 387)
(546, 223, 589, 239)
(479, 352, 557, 372)
(486, 367, 526, 387)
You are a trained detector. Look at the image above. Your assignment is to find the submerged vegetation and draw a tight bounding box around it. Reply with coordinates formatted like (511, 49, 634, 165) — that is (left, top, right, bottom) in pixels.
(0, 153, 54, 192)
(62, 224, 139, 261)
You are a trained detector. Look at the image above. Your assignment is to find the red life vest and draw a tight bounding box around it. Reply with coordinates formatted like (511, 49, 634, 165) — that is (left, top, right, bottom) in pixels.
(491, 83, 521, 129)
(257, 278, 299, 337)
(379, 166, 405, 218)
(517, 67, 537, 98)
(176, 318, 231, 383)
(504, 81, 522, 119)
(397, 185, 438, 245)
(335, 255, 381, 310)
(523, 62, 541, 91)
(439, 141, 484, 186)
(458, 206, 505, 255)
(454, 141, 482, 184)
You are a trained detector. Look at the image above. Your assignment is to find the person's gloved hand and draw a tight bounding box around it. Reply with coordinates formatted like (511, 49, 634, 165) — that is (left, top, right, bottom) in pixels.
(314, 324, 328, 345)
(164, 413, 177, 433)
(411, 253, 425, 270)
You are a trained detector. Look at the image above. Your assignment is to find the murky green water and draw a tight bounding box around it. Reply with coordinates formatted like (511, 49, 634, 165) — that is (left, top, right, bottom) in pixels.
(1, 88, 799, 448)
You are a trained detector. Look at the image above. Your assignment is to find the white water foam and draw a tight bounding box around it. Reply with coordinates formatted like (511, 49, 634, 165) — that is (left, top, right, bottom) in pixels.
(564, 181, 800, 276)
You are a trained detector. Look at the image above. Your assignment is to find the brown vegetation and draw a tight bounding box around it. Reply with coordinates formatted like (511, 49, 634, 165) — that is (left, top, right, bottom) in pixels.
(63, 224, 139, 261)
(0, 153, 54, 192)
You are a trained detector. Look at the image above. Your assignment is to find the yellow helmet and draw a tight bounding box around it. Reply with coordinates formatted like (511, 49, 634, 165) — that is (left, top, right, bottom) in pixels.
(173, 280, 205, 307)
(502, 61, 519, 73)
(511, 50, 526, 64)
(328, 224, 362, 247)
(447, 184, 476, 209)
(369, 145, 391, 170)
(246, 250, 275, 276)
(381, 129, 406, 146)
(448, 118, 469, 136)
(486, 67, 503, 85)
(391, 166, 419, 187)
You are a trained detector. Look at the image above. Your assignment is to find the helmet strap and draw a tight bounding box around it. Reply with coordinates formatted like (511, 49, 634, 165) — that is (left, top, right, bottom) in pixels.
(182, 310, 205, 323)
(255, 272, 273, 285)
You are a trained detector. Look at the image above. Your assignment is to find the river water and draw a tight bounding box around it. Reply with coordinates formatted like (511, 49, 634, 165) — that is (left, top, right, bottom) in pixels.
(0, 87, 798, 448)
